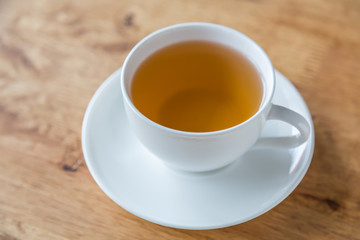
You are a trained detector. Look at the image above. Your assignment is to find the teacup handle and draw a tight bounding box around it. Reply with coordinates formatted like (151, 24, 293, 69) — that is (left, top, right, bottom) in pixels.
(256, 104, 311, 148)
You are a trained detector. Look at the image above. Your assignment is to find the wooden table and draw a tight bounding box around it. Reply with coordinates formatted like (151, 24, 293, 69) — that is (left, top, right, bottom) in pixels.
(1, 0, 359, 239)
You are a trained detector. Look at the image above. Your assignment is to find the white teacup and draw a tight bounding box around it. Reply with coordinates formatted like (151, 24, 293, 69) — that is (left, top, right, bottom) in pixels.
(120, 22, 310, 172)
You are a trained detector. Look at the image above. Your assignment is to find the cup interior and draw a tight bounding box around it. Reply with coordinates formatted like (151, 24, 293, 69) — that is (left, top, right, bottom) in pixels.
(121, 22, 274, 132)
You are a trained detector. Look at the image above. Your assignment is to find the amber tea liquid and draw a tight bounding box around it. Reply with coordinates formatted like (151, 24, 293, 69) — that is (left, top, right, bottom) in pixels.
(130, 41, 263, 132)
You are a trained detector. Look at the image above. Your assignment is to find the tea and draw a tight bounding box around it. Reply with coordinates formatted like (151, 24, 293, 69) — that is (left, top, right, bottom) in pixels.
(130, 40, 263, 132)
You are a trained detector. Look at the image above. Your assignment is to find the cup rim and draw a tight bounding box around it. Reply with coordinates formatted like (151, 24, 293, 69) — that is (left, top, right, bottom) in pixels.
(121, 22, 275, 137)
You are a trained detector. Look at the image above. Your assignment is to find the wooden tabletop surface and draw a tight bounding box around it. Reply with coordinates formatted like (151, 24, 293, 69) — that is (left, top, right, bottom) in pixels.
(1, 0, 360, 239)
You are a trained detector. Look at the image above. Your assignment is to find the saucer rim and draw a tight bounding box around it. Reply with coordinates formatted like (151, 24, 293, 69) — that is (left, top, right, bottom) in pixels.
(81, 68, 315, 230)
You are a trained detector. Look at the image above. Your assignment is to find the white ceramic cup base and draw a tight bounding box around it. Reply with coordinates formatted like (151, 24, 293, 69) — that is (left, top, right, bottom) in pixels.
(82, 68, 314, 229)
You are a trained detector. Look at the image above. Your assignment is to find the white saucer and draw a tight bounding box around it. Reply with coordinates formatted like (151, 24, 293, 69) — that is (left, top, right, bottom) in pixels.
(82, 68, 314, 230)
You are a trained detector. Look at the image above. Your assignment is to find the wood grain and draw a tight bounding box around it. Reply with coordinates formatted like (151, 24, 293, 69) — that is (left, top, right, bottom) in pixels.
(1, 0, 360, 239)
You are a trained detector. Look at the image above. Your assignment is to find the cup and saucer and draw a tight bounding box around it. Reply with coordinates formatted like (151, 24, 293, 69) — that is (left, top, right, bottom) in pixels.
(82, 68, 314, 229)
(81, 23, 314, 230)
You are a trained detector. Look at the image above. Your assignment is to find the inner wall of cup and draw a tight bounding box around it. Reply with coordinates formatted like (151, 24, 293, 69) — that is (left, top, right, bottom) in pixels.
(123, 23, 274, 110)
